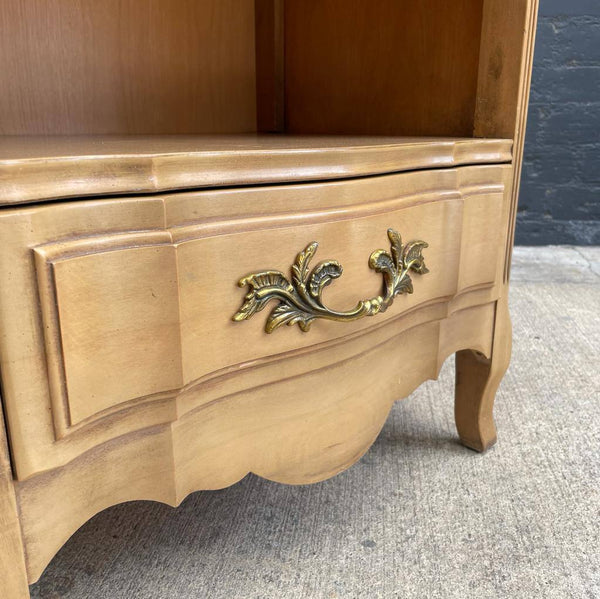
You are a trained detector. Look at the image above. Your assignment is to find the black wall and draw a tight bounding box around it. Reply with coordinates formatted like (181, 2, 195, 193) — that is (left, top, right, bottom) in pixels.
(517, 0, 600, 245)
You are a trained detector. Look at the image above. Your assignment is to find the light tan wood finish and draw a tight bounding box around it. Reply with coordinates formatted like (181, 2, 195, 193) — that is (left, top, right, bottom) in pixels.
(0, 162, 509, 481)
(49, 245, 182, 426)
(453, 0, 539, 449)
(474, 0, 539, 281)
(0, 159, 513, 584)
(455, 296, 512, 452)
(0, 406, 29, 598)
(475, 0, 537, 140)
(0, 2, 539, 595)
(17, 301, 497, 583)
(0, 135, 512, 205)
(284, 0, 484, 136)
(0, 1, 257, 135)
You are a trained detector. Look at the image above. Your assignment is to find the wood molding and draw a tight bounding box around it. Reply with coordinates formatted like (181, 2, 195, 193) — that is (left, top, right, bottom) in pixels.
(17, 300, 495, 583)
(0, 4, 538, 595)
(0, 136, 512, 206)
(1, 165, 509, 481)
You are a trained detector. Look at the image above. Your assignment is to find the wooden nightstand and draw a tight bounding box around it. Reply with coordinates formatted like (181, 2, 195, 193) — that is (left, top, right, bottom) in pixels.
(0, 1, 538, 596)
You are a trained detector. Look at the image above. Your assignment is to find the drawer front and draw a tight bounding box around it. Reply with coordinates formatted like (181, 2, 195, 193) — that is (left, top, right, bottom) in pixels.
(0, 164, 510, 478)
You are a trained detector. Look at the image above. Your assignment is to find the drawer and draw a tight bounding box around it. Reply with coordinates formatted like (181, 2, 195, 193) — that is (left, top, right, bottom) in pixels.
(0, 164, 510, 479)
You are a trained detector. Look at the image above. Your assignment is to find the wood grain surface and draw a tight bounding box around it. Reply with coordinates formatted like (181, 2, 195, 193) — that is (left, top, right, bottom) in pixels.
(0, 0, 257, 135)
(475, 0, 540, 281)
(0, 2, 539, 595)
(0, 135, 512, 205)
(17, 300, 497, 583)
(455, 296, 512, 451)
(284, 0, 484, 136)
(255, 0, 285, 132)
(0, 407, 29, 598)
(0, 164, 509, 482)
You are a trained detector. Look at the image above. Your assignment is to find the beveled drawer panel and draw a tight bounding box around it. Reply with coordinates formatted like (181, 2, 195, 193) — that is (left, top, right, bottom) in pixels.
(0, 164, 510, 478)
(35, 241, 182, 428)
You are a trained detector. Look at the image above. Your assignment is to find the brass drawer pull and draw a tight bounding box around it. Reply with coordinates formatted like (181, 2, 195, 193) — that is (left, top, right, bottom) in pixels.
(233, 229, 429, 333)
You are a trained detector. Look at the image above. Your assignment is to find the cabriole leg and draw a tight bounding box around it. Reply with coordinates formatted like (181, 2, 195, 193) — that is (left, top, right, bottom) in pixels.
(455, 297, 512, 452)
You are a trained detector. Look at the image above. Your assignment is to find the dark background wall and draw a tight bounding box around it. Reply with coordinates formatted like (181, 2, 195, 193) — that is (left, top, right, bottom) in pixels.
(517, 0, 600, 245)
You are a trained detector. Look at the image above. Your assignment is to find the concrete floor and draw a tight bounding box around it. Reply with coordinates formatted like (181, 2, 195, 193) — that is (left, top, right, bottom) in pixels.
(30, 246, 600, 599)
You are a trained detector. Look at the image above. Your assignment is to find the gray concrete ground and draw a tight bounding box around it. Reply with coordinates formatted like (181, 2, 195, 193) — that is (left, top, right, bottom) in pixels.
(30, 247, 600, 599)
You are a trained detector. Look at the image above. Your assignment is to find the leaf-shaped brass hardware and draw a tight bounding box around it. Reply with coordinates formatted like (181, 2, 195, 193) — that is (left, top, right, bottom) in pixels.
(232, 229, 429, 333)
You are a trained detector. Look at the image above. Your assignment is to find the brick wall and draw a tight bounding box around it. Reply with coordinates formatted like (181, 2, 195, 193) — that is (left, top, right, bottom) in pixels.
(517, 0, 600, 245)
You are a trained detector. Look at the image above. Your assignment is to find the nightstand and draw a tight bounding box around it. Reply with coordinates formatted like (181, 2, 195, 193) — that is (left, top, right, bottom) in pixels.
(0, 1, 538, 596)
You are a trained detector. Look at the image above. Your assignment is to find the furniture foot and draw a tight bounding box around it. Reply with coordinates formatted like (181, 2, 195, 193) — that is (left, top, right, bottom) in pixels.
(0, 541, 30, 599)
(454, 297, 512, 452)
(0, 412, 30, 598)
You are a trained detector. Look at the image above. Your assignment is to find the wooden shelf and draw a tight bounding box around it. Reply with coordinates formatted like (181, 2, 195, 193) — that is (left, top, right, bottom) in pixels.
(0, 135, 512, 206)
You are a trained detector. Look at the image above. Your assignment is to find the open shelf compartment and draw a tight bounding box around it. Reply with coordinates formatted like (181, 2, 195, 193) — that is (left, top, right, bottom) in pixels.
(0, 0, 528, 142)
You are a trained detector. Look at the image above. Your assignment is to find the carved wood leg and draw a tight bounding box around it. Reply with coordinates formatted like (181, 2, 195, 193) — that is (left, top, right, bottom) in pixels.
(0, 412, 30, 599)
(455, 296, 512, 452)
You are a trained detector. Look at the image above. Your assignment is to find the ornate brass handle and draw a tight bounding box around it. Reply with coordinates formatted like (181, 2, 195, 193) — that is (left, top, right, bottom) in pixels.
(232, 229, 429, 333)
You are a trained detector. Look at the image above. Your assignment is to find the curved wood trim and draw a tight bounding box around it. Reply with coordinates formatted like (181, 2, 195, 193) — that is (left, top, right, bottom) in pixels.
(23, 286, 498, 478)
(22, 166, 507, 466)
(0, 136, 512, 205)
(0, 163, 509, 481)
(455, 295, 512, 451)
(16, 301, 494, 582)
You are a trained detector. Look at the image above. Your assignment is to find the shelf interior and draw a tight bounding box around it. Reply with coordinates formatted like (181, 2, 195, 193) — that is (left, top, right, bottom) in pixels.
(0, 0, 527, 141)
